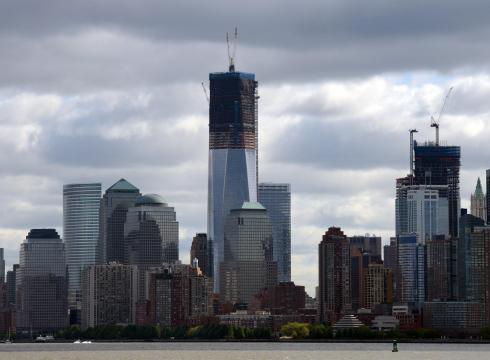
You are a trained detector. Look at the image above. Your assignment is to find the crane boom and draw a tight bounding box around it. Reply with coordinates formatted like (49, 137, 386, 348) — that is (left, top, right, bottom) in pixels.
(430, 87, 453, 146)
(201, 82, 209, 104)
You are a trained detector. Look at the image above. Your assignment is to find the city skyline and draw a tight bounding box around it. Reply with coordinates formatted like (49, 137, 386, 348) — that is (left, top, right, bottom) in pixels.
(2, 1, 490, 296)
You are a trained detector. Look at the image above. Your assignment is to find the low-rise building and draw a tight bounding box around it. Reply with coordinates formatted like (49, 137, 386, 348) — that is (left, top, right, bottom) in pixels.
(423, 302, 485, 335)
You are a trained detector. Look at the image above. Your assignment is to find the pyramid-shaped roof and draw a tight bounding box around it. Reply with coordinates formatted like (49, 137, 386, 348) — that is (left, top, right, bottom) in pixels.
(475, 177, 484, 198)
(107, 178, 139, 193)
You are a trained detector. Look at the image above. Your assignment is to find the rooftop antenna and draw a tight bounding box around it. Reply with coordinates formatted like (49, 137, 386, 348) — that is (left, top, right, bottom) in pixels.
(430, 87, 453, 146)
(227, 27, 238, 72)
(410, 129, 418, 176)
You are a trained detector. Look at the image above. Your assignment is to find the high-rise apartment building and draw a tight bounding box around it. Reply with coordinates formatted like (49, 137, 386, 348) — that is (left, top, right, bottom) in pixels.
(6, 264, 19, 306)
(251, 282, 306, 315)
(190, 233, 212, 278)
(81, 263, 138, 329)
(98, 179, 141, 264)
(208, 69, 258, 291)
(258, 183, 291, 283)
(318, 227, 351, 324)
(471, 178, 486, 222)
(63, 183, 101, 322)
(219, 202, 277, 306)
(16, 229, 67, 334)
(125, 193, 179, 300)
(365, 262, 393, 310)
(141, 263, 213, 327)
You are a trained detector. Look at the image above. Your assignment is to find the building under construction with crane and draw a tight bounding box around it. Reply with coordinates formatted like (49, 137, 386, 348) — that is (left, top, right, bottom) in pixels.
(207, 29, 259, 292)
(395, 88, 461, 303)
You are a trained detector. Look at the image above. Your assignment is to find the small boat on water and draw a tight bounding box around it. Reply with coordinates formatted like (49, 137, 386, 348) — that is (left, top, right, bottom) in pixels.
(73, 340, 81, 344)
(82, 340, 92, 344)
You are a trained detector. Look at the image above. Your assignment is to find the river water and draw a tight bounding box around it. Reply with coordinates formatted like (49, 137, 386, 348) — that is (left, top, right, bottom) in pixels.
(0, 342, 489, 359)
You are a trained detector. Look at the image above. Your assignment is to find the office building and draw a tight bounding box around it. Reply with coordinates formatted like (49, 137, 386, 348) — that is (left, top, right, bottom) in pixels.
(6, 264, 19, 306)
(16, 229, 67, 334)
(319, 227, 351, 324)
(458, 211, 485, 300)
(465, 226, 490, 324)
(397, 234, 426, 306)
(413, 142, 460, 238)
(396, 184, 449, 243)
(219, 202, 277, 306)
(81, 263, 138, 329)
(63, 182, 101, 322)
(190, 233, 212, 278)
(258, 183, 291, 282)
(125, 193, 179, 300)
(423, 302, 485, 335)
(207, 68, 258, 291)
(0, 249, 4, 283)
(486, 169, 490, 225)
(98, 179, 141, 264)
(470, 177, 486, 222)
(426, 236, 451, 301)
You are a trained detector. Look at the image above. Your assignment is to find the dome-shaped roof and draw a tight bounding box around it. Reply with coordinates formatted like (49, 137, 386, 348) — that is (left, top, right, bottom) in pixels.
(135, 193, 167, 206)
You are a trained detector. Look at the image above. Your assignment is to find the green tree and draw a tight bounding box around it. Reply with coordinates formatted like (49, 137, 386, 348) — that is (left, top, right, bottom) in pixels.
(281, 322, 310, 339)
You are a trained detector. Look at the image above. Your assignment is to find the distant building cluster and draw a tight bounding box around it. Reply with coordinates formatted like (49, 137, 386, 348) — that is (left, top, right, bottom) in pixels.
(0, 61, 489, 339)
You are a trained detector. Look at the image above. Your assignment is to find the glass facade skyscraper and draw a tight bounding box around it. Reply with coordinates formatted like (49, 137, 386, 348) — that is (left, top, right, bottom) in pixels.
(413, 142, 460, 238)
(208, 70, 258, 292)
(124, 193, 179, 300)
(63, 182, 101, 322)
(16, 229, 67, 334)
(258, 183, 291, 283)
(98, 179, 141, 264)
(219, 202, 277, 305)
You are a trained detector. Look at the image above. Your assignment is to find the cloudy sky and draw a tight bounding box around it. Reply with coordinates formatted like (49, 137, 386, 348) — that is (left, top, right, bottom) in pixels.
(1, 0, 489, 294)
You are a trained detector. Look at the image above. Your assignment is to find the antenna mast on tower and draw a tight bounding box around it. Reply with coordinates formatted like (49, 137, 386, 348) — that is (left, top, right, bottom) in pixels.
(227, 27, 238, 72)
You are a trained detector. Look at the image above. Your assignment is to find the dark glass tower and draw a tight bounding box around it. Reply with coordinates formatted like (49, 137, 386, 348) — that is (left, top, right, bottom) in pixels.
(413, 141, 460, 300)
(413, 142, 460, 237)
(208, 70, 258, 292)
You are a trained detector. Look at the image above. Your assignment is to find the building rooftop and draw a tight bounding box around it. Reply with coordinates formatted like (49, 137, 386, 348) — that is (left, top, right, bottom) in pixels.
(333, 314, 365, 330)
(209, 71, 255, 81)
(26, 229, 60, 239)
(240, 202, 266, 211)
(106, 178, 139, 193)
(135, 193, 167, 207)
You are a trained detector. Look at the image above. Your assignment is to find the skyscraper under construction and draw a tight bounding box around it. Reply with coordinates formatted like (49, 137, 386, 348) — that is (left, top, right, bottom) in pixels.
(207, 67, 258, 291)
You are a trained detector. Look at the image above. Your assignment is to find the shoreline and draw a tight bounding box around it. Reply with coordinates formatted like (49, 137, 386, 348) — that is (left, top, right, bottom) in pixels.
(9, 339, 490, 344)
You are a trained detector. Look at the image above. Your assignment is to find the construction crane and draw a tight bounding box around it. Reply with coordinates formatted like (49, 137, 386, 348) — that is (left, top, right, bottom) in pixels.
(409, 129, 418, 176)
(227, 27, 238, 72)
(430, 87, 454, 146)
(201, 81, 209, 104)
